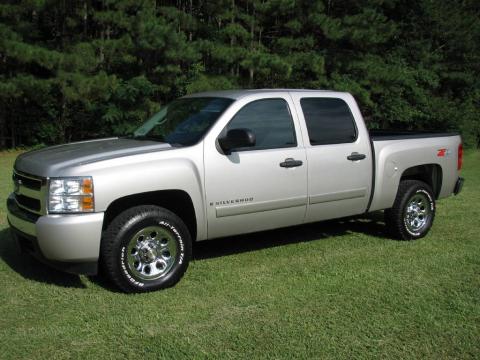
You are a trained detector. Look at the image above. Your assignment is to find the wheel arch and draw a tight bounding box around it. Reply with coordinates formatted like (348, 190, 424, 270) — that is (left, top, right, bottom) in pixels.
(102, 190, 197, 241)
(399, 163, 442, 199)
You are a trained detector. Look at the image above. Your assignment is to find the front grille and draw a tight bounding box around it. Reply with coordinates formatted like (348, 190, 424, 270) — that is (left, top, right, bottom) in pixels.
(13, 170, 46, 215)
(13, 172, 42, 190)
(15, 194, 41, 212)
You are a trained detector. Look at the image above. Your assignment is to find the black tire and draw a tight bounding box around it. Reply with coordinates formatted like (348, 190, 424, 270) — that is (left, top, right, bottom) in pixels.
(101, 205, 192, 293)
(384, 180, 436, 240)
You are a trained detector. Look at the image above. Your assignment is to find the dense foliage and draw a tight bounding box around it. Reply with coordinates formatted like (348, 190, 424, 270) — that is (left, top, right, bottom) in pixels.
(0, 0, 479, 149)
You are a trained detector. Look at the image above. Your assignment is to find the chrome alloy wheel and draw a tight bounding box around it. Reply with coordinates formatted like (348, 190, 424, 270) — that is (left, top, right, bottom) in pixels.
(404, 193, 432, 234)
(126, 226, 178, 281)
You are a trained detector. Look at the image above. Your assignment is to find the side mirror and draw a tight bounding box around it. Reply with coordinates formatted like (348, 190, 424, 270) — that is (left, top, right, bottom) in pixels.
(218, 128, 256, 155)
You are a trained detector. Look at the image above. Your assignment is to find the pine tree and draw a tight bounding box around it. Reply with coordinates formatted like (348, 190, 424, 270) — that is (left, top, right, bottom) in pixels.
(0, 0, 478, 148)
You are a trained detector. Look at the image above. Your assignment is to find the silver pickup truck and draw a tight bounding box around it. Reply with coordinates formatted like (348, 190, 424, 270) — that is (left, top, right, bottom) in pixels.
(7, 89, 464, 292)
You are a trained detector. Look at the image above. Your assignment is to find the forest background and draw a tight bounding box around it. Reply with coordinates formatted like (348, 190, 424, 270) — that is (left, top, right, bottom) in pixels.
(0, 0, 479, 149)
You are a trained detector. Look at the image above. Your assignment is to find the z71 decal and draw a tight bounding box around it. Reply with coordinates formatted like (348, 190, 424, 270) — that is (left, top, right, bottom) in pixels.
(437, 148, 451, 157)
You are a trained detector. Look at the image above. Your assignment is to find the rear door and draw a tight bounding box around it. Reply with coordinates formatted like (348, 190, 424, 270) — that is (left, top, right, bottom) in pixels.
(203, 94, 308, 239)
(290, 92, 372, 222)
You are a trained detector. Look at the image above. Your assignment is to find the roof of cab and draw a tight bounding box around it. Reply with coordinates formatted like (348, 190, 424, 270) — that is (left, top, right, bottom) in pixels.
(183, 89, 346, 100)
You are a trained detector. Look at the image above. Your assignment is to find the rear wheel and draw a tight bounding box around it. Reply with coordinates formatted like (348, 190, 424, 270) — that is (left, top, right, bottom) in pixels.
(385, 180, 435, 240)
(101, 205, 192, 293)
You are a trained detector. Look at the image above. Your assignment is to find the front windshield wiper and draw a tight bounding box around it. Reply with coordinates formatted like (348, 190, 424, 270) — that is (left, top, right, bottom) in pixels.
(125, 134, 166, 142)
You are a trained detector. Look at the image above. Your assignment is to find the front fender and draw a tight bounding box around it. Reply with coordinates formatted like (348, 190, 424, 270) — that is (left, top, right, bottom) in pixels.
(65, 145, 207, 240)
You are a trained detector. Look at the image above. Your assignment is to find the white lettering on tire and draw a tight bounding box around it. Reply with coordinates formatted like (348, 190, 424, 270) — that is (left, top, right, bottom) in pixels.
(121, 246, 145, 287)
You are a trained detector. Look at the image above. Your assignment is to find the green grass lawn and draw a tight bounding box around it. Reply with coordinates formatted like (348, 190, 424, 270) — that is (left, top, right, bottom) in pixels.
(0, 150, 479, 359)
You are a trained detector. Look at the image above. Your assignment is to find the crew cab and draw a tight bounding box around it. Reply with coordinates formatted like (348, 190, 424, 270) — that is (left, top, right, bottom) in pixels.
(6, 89, 464, 292)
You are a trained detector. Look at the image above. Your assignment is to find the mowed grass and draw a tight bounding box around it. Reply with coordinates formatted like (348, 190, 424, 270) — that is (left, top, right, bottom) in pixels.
(0, 150, 479, 360)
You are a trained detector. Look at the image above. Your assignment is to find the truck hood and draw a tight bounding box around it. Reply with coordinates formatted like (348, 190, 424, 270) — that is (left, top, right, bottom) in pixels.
(14, 137, 172, 177)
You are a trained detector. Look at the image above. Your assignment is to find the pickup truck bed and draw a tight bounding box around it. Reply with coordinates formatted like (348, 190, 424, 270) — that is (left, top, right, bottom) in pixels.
(368, 130, 461, 213)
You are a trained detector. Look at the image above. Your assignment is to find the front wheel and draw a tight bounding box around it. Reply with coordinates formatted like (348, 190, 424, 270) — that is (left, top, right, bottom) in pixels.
(101, 205, 192, 293)
(385, 180, 436, 240)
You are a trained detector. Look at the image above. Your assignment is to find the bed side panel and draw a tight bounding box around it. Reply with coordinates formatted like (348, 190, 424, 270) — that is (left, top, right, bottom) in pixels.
(369, 136, 461, 212)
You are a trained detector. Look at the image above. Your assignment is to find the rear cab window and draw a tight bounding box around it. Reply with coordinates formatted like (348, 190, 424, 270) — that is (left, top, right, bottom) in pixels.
(300, 98, 357, 145)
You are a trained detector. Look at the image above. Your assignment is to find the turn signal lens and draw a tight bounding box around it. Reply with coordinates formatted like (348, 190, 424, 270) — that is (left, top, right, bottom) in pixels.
(81, 196, 94, 211)
(82, 177, 93, 195)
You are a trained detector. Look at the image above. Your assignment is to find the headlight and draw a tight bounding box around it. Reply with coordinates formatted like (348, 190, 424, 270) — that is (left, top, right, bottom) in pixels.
(48, 177, 94, 213)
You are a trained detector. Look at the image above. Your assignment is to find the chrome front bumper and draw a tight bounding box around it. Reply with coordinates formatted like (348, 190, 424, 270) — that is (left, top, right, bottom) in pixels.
(6, 194, 104, 275)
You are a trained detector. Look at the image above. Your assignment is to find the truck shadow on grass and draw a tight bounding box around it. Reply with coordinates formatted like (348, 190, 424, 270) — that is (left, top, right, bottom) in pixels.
(0, 228, 86, 288)
(0, 212, 387, 289)
(193, 211, 389, 260)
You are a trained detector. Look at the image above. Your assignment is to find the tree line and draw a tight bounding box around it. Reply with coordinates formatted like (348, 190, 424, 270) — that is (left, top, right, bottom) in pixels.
(1, 0, 479, 149)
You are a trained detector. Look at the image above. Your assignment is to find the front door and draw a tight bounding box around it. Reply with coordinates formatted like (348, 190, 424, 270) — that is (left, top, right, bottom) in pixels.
(204, 95, 308, 239)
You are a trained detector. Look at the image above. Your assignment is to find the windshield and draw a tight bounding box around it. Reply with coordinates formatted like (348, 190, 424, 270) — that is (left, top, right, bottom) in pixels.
(132, 97, 234, 146)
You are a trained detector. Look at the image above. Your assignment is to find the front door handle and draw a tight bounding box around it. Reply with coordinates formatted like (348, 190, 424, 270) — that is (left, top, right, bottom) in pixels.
(347, 152, 366, 161)
(280, 158, 303, 168)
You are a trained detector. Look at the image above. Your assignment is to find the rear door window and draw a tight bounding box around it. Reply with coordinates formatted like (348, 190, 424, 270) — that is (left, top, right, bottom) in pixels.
(300, 98, 357, 145)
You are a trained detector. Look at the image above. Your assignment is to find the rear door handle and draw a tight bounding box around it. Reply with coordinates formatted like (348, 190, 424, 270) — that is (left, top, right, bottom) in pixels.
(347, 152, 366, 161)
(280, 158, 303, 168)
